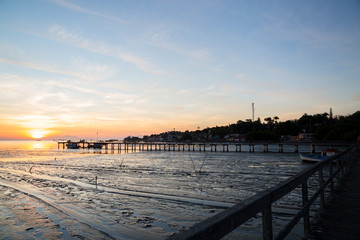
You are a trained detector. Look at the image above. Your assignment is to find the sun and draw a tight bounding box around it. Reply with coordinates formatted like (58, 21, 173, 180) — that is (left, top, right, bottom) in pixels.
(30, 130, 47, 139)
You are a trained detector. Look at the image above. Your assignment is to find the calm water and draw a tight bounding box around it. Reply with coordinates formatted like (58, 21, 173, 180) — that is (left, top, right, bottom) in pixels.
(0, 140, 325, 239)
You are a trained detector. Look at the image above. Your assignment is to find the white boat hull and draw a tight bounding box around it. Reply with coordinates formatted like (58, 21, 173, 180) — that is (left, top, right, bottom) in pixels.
(299, 153, 328, 163)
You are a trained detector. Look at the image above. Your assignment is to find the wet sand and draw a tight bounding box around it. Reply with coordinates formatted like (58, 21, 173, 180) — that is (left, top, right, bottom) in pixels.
(0, 142, 320, 239)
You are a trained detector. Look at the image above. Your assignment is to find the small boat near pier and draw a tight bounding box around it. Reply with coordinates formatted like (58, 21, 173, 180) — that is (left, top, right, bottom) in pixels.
(66, 141, 80, 149)
(299, 149, 339, 163)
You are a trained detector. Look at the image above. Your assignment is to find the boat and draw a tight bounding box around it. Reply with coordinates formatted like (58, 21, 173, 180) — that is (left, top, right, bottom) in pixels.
(88, 143, 106, 149)
(299, 149, 339, 163)
(66, 141, 80, 149)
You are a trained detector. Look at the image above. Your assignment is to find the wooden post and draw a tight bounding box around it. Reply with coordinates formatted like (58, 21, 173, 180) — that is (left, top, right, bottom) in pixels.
(302, 181, 310, 235)
(278, 144, 283, 153)
(329, 161, 334, 192)
(262, 206, 273, 240)
(336, 158, 341, 182)
(318, 169, 325, 209)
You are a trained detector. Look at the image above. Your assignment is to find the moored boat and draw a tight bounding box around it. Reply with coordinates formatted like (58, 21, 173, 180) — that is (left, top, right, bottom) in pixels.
(66, 141, 80, 149)
(88, 143, 106, 149)
(299, 149, 339, 163)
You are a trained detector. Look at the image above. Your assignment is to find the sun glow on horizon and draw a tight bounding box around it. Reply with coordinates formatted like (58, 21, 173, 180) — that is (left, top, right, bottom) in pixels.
(29, 130, 49, 139)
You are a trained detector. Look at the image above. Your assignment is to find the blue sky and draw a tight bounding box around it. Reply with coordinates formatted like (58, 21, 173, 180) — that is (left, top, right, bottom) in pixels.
(0, 0, 359, 139)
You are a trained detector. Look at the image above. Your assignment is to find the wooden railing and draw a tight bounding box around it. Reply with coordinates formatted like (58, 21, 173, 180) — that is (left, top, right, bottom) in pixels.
(168, 144, 358, 240)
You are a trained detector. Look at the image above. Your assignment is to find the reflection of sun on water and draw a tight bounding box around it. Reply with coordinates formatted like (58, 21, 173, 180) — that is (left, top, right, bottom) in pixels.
(32, 141, 44, 149)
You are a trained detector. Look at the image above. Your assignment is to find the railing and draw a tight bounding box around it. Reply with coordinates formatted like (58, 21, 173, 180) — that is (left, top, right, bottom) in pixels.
(168, 144, 358, 240)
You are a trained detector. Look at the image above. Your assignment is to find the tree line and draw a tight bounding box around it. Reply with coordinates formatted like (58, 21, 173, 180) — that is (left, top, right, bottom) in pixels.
(125, 111, 360, 143)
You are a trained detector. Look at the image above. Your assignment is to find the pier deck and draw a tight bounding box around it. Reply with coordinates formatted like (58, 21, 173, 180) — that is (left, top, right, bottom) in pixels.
(58, 140, 351, 153)
(310, 149, 360, 240)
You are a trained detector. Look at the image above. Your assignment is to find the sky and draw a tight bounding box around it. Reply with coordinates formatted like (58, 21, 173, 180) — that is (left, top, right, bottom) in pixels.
(0, 0, 359, 140)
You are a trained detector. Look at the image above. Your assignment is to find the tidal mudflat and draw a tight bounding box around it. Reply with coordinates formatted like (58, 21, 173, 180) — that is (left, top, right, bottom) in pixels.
(0, 141, 321, 239)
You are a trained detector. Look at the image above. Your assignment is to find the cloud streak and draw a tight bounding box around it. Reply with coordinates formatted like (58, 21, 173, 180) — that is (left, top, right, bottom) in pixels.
(49, 0, 127, 23)
(49, 25, 165, 75)
(0, 57, 110, 81)
(150, 31, 211, 60)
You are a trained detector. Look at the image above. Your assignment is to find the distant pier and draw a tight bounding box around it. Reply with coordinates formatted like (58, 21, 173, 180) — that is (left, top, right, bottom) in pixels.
(57, 141, 351, 153)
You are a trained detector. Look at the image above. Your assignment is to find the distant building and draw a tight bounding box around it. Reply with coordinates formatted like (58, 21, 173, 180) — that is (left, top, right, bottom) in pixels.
(298, 133, 314, 142)
(224, 134, 245, 142)
(280, 135, 299, 142)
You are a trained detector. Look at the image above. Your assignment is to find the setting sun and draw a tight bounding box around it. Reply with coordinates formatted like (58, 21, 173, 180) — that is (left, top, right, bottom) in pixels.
(30, 130, 48, 139)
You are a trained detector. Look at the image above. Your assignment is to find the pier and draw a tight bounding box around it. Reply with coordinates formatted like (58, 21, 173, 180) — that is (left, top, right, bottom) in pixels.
(310, 151, 360, 239)
(168, 144, 360, 240)
(57, 140, 351, 153)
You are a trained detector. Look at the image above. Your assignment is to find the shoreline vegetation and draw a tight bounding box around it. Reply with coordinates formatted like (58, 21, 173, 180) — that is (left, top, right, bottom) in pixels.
(124, 111, 360, 143)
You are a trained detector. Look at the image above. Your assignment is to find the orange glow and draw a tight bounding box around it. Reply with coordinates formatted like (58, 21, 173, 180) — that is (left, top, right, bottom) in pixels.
(0, 116, 198, 140)
(29, 129, 49, 139)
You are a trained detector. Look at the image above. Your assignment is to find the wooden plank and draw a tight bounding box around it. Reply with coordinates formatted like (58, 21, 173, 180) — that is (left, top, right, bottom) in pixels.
(262, 206, 273, 240)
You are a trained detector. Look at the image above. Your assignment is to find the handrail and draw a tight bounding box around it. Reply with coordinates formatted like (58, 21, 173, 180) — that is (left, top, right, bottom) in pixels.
(168, 144, 357, 240)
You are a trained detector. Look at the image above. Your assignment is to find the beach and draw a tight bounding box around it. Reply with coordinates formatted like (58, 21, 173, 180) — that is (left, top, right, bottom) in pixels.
(0, 140, 321, 239)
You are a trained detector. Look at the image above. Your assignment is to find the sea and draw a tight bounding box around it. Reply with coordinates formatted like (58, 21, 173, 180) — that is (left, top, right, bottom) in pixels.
(0, 140, 336, 239)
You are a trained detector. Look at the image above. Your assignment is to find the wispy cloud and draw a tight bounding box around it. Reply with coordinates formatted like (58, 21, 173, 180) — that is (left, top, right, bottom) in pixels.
(49, 25, 165, 75)
(261, 8, 359, 49)
(10, 114, 59, 129)
(0, 57, 111, 81)
(49, 0, 127, 24)
(71, 56, 115, 81)
(150, 31, 211, 59)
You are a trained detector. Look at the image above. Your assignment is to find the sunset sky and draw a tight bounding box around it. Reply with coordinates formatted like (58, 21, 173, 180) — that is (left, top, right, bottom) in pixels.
(1, 0, 359, 140)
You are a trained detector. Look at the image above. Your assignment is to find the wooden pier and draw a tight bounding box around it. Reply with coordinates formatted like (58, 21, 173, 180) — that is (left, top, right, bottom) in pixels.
(58, 140, 350, 153)
(309, 149, 360, 239)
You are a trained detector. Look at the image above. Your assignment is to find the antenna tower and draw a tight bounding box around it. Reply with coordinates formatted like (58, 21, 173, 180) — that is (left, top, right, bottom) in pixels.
(252, 103, 254, 122)
(330, 108, 333, 119)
